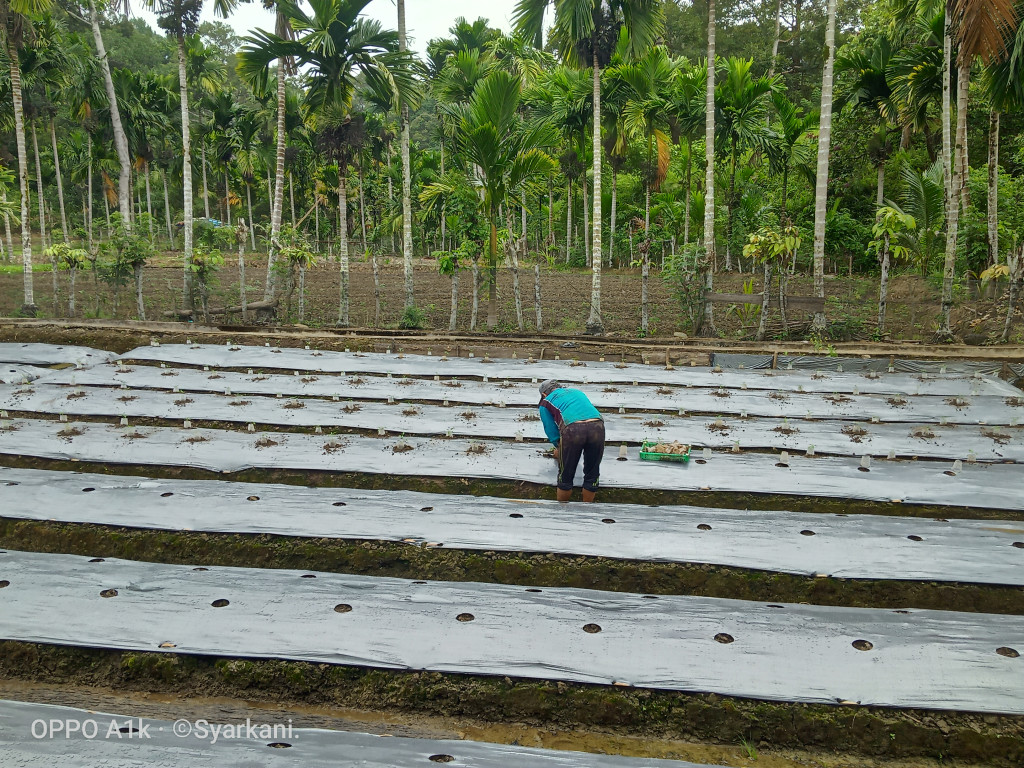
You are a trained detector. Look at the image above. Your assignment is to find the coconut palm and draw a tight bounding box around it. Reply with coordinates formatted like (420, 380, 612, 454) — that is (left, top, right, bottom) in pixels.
(422, 70, 557, 328)
(146, 0, 240, 311)
(238, 0, 421, 326)
(1, 0, 52, 313)
(515, 0, 664, 334)
(714, 57, 778, 272)
(810, 0, 838, 331)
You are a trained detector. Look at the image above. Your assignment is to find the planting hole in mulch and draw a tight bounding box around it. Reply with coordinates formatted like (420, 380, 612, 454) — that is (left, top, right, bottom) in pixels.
(420, 507, 434, 512)
(656, 387, 674, 395)
(602, 518, 615, 524)
(603, 387, 621, 393)
(945, 397, 970, 409)
(332, 501, 347, 507)
(402, 408, 420, 416)
(160, 371, 178, 377)
(768, 392, 789, 402)
(193, 567, 208, 572)
(349, 378, 365, 386)
(767, 604, 784, 608)
(82, 487, 95, 493)
(824, 394, 853, 405)
(392, 443, 414, 454)
(907, 535, 923, 542)
(117, 395, 138, 402)
(852, 639, 874, 651)
(182, 435, 209, 444)
(158, 642, 176, 648)
(334, 604, 352, 613)
(466, 444, 489, 455)
(229, 400, 252, 407)
(428, 756, 454, 763)
(100, 589, 118, 598)
(773, 425, 799, 435)
(707, 422, 731, 434)
(996, 647, 1020, 658)
(842, 424, 869, 442)
(118, 726, 139, 734)
(323, 442, 347, 455)
(460, 411, 477, 420)
(0, 580, 10, 588)
(282, 401, 305, 409)
(442, 380, 463, 388)
(342, 404, 362, 413)
(910, 427, 935, 439)
(714, 633, 735, 644)
(58, 427, 84, 440)
(211, 599, 230, 608)
(174, 398, 194, 406)
(247, 496, 260, 502)
(208, 375, 224, 380)
(122, 431, 148, 440)
(643, 420, 665, 428)
(88, 558, 104, 563)
(516, 414, 540, 422)
(526, 588, 542, 593)
(300, 574, 316, 579)
(255, 437, 280, 449)
(301, 376, 319, 383)
(161, 492, 173, 497)
(800, 530, 815, 536)
(582, 623, 602, 634)
(697, 524, 712, 531)
(509, 513, 523, 518)
(1006, 397, 1024, 407)
(886, 397, 908, 407)
(267, 743, 292, 749)
(1013, 542, 1024, 548)
(710, 389, 730, 398)
(456, 613, 475, 622)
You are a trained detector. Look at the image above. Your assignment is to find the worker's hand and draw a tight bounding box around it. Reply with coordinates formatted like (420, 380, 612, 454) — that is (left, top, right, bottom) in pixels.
(551, 446, 560, 461)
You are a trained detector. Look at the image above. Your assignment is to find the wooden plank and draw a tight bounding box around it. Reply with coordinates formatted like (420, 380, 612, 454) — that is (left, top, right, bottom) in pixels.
(707, 293, 825, 312)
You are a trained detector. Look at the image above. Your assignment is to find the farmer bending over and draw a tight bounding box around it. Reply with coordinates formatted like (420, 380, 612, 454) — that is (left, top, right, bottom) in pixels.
(538, 379, 605, 502)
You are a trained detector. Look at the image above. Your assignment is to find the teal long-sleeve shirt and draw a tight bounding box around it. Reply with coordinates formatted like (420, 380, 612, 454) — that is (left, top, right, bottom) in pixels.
(538, 388, 602, 445)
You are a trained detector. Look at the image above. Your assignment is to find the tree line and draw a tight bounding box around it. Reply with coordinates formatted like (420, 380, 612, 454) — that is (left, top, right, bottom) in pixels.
(1, 0, 1022, 341)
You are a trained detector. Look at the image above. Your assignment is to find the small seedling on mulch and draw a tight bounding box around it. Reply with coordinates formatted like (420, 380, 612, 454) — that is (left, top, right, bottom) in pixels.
(118, 395, 138, 403)
(57, 426, 84, 440)
(707, 421, 731, 434)
(392, 442, 414, 453)
(396, 379, 414, 386)
(516, 414, 540, 422)
(643, 420, 666, 428)
(322, 441, 347, 454)
(174, 398, 193, 406)
(255, 437, 280, 449)
(442, 380, 463, 388)
(66, 391, 87, 400)
(910, 426, 936, 439)
(342, 403, 361, 413)
(656, 387, 673, 395)
(181, 435, 208, 444)
(282, 401, 305, 409)
(773, 425, 800, 435)
(122, 430, 149, 440)
(886, 396, 908, 407)
(768, 392, 789, 402)
(603, 386, 621, 393)
(466, 443, 489, 455)
(945, 397, 970, 409)
(982, 428, 1010, 445)
(250, 375, 269, 382)
(208, 374, 224, 380)
(301, 376, 319, 383)
(710, 389, 730, 398)
(228, 400, 251, 406)
(402, 407, 420, 416)
(1006, 397, 1024, 407)
(460, 411, 477, 420)
(349, 377, 365, 386)
(842, 424, 869, 442)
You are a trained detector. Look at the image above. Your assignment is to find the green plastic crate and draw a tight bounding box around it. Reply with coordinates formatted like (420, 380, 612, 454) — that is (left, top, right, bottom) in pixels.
(639, 440, 691, 463)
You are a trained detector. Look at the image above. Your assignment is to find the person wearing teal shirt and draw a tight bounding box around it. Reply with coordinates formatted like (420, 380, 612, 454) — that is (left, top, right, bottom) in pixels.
(538, 379, 605, 502)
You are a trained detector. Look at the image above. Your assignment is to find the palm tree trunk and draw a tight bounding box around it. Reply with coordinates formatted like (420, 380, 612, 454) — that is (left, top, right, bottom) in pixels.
(440, 141, 447, 250)
(769, 0, 782, 76)
(756, 264, 772, 341)
(956, 64, 969, 214)
(49, 120, 69, 243)
(2, 189, 14, 266)
(876, 160, 884, 211)
(810, 0, 838, 332)
(371, 250, 381, 324)
(641, 239, 650, 334)
(938, 45, 963, 338)
(31, 124, 47, 250)
(987, 110, 1000, 265)
(1001, 248, 1021, 342)
(470, 260, 480, 330)
(134, 261, 145, 321)
(488, 220, 498, 328)
(534, 262, 543, 330)
(238, 224, 247, 324)
(724, 144, 736, 271)
(89, 0, 132, 228)
(265, 52, 288, 299)
(359, 164, 367, 249)
(565, 180, 572, 260)
(176, 35, 194, 309)
(449, 269, 458, 331)
(299, 262, 305, 322)
(507, 212, 524, 331)
(246, 184, 256, 250)
(702, 0, 717, 335)
(610, 168, 617, 265)
(547, 179, 553, 247)
(200, 143, 210, 219)
(338, 173, 349, 326)
(86, 134, 94, 252)
(144, 162, 154, 242)
(162, 170, 175, 249)
(877, 232, 891, 332)
(398, 0, 414, 309)
(683, 142, 692, 246)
